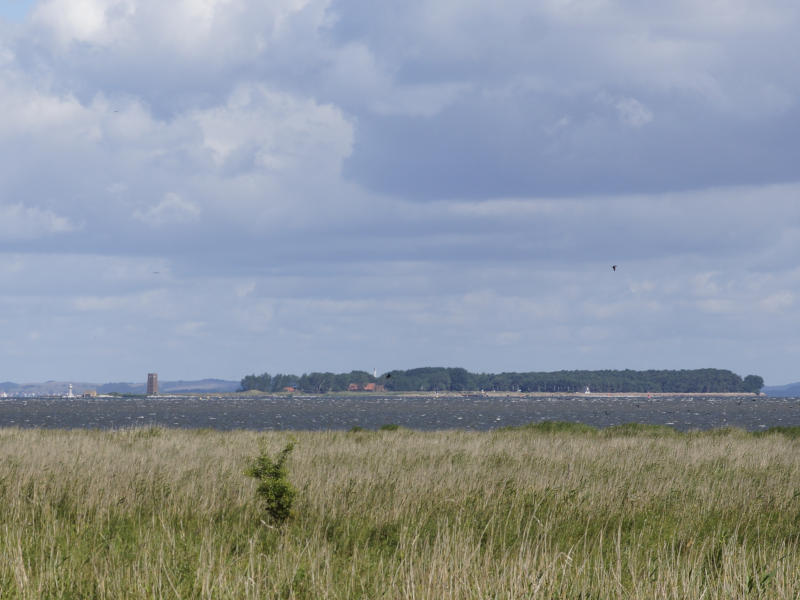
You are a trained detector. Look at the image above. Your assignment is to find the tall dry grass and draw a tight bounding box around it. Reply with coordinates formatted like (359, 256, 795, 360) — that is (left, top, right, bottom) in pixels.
(0, 424, 799, 598)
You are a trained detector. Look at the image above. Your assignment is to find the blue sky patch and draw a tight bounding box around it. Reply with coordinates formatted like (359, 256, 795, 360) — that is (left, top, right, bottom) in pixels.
(0, 0, 36, 23)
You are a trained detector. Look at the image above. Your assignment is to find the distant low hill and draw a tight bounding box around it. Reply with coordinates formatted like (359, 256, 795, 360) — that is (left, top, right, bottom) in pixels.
(97, 379, 240, 394)
(763, 382, 800, 397)
(1, 379, 240, 396)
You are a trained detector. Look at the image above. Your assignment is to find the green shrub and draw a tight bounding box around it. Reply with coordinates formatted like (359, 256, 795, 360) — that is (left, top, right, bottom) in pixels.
(245, 442, 296, 524)
(379, 424, 400, 431)
(601, 423, 678, 437)
(498, 420, 597, 434)
(755, 426, 800, 439)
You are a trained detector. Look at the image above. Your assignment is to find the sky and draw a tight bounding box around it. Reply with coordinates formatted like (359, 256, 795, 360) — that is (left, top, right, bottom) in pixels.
(0, 0, 799, 385)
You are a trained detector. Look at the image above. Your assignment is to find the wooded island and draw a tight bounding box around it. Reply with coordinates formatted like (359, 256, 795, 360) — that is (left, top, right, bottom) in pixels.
(240, 367, 764, 394)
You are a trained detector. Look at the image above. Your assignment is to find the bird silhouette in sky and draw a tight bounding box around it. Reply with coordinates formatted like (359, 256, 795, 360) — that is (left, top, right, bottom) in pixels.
(611, 265, 617, 271)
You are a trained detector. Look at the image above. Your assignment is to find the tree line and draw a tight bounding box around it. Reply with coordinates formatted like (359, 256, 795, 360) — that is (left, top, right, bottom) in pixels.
(240, 368, 764, 394)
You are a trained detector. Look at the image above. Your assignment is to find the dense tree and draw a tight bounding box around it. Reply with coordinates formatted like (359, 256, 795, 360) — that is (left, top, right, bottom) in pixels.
(743, 374, 765, 394)
(240, 373, 271, 392)
(448, 368, 474, 391)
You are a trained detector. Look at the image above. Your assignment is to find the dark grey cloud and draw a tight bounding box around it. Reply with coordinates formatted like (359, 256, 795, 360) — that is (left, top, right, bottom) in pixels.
(318, 0, 800, 199)
(343, 94, 800, 199)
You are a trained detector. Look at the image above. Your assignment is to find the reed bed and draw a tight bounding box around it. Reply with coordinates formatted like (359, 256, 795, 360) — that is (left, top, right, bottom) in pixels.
(1, 424, 799, 598)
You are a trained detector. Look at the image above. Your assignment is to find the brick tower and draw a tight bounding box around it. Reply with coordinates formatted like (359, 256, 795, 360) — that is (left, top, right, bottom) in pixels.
(147, 373, 158, 396)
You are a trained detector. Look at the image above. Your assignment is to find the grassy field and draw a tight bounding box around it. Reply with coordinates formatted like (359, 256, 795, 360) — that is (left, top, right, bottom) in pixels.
(1, 423, 800, 598)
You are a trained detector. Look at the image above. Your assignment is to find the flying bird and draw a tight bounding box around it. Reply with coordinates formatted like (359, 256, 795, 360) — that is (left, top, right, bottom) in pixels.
(611, 265, 617, 271)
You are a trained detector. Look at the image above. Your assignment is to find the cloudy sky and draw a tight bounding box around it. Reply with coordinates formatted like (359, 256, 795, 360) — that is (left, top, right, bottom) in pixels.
(0, 0, 798, 385)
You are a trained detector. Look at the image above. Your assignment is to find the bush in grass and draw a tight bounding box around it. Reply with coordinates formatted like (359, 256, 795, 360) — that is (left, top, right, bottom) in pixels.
(245, 442, 296, 524)
(498, 420, 597, 434)
(601, 423, 678, 437)
(757, 426, 800, 439)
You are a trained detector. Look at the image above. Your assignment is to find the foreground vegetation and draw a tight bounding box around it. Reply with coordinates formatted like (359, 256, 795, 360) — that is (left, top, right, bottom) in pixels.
(1, 424, 799, 598)
(241, 367, 764, 394)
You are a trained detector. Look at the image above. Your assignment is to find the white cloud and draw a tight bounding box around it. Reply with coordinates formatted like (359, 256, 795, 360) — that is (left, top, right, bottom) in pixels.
(193, 83, 353, 174)
(696, 298, 737, 314)
(235, 301, 274, 332)
(0, 59, 355, 237)
(235, 280, 256, 297)
(615, 97, 653, 127)
(73, 290, 170, 313)
(32, 0, 113, 44)
(73, 295, 134, 311)
(30, 0, 330, 63)
(0, 203, 76, 238)
(692, 273, 721, 297)
(760, 291, 794, 313)
(0, 81, 85, 137)
(174, 320, 206, 336)
(594, 92, 654, 128)
(133, 193, 201, 226)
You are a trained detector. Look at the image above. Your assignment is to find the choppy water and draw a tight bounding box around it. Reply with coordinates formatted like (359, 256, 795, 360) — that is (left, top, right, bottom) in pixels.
(1, 394, 799, 431)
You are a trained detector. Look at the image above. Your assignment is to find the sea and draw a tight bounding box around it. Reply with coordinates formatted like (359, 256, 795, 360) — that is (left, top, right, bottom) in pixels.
(1, 394, 799, 432)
